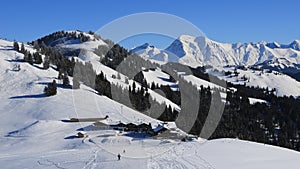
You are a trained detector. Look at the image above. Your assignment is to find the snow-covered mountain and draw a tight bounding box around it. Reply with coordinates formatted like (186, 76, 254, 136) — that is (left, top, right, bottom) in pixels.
(132, 35, 300, 69)
(130, 43, 180, 63)
(2, 31, 300, 168)
(267, 40, 300, 51)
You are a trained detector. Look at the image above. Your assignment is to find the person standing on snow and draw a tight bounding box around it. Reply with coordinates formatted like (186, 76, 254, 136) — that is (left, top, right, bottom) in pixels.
(117, 153, 121, 160)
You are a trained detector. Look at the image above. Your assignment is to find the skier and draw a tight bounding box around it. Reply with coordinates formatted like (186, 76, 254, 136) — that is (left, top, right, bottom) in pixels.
(117, 153, 121, 161)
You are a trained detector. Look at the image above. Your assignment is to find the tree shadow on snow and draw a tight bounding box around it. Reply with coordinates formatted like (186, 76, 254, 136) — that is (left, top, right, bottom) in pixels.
(32, 64, 44, 70)
(157, 76, 172, 82)
(9, 93, 46, 99)
(64, 135, 78, 139)
(5, 58, 24, 63)
(169, 84, 179, 88)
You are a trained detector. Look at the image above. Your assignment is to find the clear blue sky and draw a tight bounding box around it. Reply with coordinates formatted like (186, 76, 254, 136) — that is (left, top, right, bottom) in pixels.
(1, 0, 300, 49)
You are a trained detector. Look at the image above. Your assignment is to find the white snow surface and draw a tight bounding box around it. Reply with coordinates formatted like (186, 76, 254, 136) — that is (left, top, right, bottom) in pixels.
(1, 39, 300, 168)
(249, 98, 268, 104)
(142, 68, 178, 91)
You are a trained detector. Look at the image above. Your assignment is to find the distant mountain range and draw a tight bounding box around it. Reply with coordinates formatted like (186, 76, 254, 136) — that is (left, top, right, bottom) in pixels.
(131, 35, 300, 79)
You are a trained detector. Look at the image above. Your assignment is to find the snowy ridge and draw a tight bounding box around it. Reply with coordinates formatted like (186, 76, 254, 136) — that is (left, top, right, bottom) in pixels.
(132, 35, 300, 68)
(131, 43, 180, 63)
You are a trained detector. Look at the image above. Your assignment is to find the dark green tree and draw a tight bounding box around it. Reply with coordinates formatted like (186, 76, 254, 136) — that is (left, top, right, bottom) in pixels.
(44, 80, 57, 96)
(58, 69, 63, 79)
(33, 52, 42, 64)
(20, 43, 26, 54)
(28, 53, 33, 65)
(13, 40, 19, 51)
(132, 82, 136, 93)
(33, 40, 39, 51)
(95, 71, 112, 98)
(43, 55, 50, 69)
(63, 73, 70, 86)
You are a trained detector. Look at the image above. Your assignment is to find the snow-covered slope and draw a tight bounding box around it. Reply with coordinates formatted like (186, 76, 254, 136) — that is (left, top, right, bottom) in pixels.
(132, 35, 300, 68)
(208, 66, 300, 97)
(58, 30, 107, 52)
(1, 38, 300, 168)
(75, 49, 181, 110)
(142, 68, 179, 91)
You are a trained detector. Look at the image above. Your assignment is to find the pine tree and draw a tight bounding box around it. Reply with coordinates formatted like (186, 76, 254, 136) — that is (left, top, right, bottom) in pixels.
(28, 53, 33, 65)
(20, 43, 26, 54)
(13, 40, 19, 51)
(142, 79, 148, 88)
(41, 41, 47, 54)
(33, 52, 42, 64)
(125, 77, 129, 84)
(95, 72, 112, 98)
(43, 55, 50, 69)
(132, 82, 136, 93)
(151, 82, 156, 90)
(33, 40, 39, 51)
(63, 73, 70, 86)
(58, 69, 63, 79)
(88, 30, 94, 35)
(23, 50, 29, 62)
(44, 80, 57, 96)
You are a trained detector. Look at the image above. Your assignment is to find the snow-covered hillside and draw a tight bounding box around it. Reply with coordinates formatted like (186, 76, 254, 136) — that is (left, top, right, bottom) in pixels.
(74, 47, 180, 110)
(142, 68, 179, 91)
(208, 66, 300, 97)
(2, 38, 300, 168)
(58, 30, 107, 52)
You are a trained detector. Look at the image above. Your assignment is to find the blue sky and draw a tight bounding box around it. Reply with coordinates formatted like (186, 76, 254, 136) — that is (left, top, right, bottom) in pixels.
(1, 0, 300, 49)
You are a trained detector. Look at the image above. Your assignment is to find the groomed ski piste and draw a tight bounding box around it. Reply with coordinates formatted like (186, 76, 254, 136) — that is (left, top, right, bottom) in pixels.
(1, 39, 300, 169)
